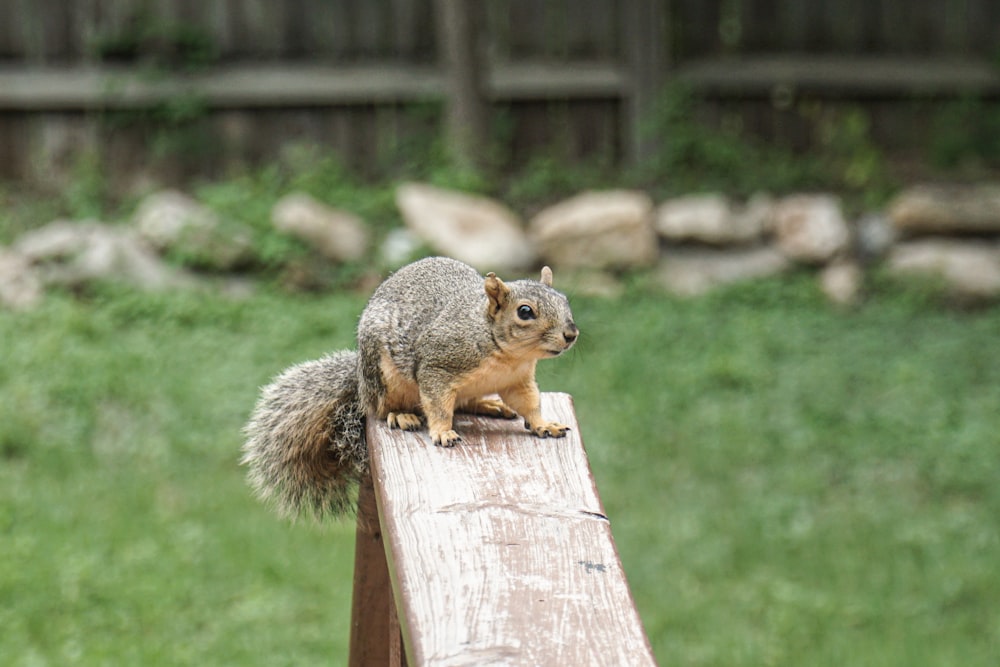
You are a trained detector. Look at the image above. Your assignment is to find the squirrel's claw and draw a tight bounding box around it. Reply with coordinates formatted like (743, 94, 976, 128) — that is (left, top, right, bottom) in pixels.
(527, 421, 571, 439)
(432, 430, 463, 448)
(388, 412, 423, 431)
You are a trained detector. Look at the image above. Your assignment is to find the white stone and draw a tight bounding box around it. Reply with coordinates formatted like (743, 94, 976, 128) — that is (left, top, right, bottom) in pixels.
(271, 192, 369, 262)
(820, 259, 864, 306)
(529, 190, 657, 270)
(856, 213, 896, 260)
(395, 182, 534, 271)
(654, 193, 766, 244)
(133, 189, 253, 270)
(657, 246, 790, 297)
(380, 228, 424, 268)
(887, 239, 1000, 298)
(0, 248, 43, 310)
(888, 184, 1000, 235)
(772, 194, 851, 263)
(15, 220, 194, 291)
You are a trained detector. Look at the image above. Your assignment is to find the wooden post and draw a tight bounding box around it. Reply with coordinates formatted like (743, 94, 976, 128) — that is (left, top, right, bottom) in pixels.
(365, 393, 657, 666)
(434, 0, 490, 172)
(348, 470, 405, 666)
(622, 0, 670, 164)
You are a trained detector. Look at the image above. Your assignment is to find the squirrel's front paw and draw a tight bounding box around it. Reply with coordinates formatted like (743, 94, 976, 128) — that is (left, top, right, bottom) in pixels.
(388, 412, 423, 431)
(431, 429, 463, 448)
(527, 421, 571, 439)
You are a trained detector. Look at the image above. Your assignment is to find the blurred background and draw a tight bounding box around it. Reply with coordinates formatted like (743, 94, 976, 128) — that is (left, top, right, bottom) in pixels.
(0, 0, 997, 192)
(2, 2, 1000, 666)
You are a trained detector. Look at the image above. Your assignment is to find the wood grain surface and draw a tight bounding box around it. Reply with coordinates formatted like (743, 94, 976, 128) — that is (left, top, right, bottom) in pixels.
(369, 393, 657, 666)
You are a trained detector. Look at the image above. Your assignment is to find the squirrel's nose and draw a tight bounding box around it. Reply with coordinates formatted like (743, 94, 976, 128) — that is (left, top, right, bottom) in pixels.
(563, 324, 579, 345)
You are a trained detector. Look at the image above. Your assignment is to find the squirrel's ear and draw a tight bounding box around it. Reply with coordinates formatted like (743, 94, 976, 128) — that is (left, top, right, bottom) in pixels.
(540, 266, 553, 287)
(484, 272, 510, 317)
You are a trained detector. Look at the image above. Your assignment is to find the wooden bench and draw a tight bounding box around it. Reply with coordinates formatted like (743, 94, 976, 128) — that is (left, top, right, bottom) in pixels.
(348, 392, 657, 666)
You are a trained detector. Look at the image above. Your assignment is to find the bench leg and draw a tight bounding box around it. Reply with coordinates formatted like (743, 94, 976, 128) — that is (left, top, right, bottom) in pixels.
(349, 470, 406, 666)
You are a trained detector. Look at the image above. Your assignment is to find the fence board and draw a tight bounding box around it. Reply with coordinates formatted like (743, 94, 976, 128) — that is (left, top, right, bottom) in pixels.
(968, 1, 1000, 54)
(3, 1, 1000, 62)
(389, 0, 432, 61)
(565, 0, 618, 59)
(674, 56, 1000, 97)
(672, 0, 721, 58)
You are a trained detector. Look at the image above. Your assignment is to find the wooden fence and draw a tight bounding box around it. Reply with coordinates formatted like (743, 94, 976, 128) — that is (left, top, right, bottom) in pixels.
(0, 0, 998, 189)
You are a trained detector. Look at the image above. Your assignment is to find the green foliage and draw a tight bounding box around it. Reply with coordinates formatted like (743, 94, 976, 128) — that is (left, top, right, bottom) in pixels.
(0, 186, 57, 245)
(809, 105, 894, 208)
(0, 154, 116, 243)
(64, 151, 112, 220)
(928, 96, 1000, 171)
(89, 13, 218, 70)
(635, 84, 823, 196)
(635, 85, 894, 207)
(194, 165, 301, 270)
(503, 155, 612, 207)
(192, 149, 400, 282)
(2, 279, 1000, 665)
(90, 13, 220, 167)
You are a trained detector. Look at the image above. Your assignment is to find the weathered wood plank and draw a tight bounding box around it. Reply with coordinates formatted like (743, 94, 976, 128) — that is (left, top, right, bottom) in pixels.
(0, 62, 627, 110)
(435, 0, 490, 171)
(7, 54, 997, 113)
(369, 393, 657, 667)
(674, 56, 1000, 97)
(622, 0, 670, 163)
(349, 473, 398, 667)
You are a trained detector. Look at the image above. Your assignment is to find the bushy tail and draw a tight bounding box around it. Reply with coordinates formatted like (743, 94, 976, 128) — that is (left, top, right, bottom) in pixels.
(241, 350, 366, 520)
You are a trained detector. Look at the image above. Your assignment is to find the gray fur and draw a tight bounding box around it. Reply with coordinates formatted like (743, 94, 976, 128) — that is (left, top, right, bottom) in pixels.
(357, 256, 575, 414)
(241, 351, 364, 519)
(241, 257, 576, 520)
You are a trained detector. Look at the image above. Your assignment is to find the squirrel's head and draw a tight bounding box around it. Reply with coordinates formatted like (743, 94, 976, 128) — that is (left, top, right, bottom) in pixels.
(484, 267, 579, 359)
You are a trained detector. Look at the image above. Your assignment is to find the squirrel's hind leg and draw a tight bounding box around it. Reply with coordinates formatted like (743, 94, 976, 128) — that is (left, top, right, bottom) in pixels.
(387, 412, 423, 431)
(457, 396, 518, 419)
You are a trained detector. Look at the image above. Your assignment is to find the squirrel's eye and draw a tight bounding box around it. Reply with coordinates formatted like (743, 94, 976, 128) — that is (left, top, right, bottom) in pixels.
(517, 304, 536, 320)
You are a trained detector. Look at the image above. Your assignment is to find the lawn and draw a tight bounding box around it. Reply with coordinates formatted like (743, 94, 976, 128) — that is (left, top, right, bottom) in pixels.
(2, 274, 999, 666)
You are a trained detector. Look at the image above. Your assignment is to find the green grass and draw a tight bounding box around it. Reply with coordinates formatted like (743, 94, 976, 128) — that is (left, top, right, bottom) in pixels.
(2, 276, 999, 666)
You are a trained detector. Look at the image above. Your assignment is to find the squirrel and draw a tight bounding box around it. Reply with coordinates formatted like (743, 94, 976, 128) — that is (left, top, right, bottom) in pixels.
(241, 256, 579, 519)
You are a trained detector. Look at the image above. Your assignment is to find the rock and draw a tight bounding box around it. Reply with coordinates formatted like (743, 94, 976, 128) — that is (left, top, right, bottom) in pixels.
(655, 193, 730, 243)
(395, 182, 533, 271)
(886, 239, 1000, 299)
(380, 228, 424, 268)
(14, 220, 194, 291)
(656, 246, 790, 297)
(133, 190, 254, 271)
(557, 270, 625, 299)
(820, 259, 864, 306)
(772, 194, 851, 263)
(654, 193, 768, 245)
(0, 248, 43, 310)
(271, 193, 369, 262)
(529, 190, 657, 270)
(856, 213, 896, 261)
(888, 184, 1000, 235)
(733, 193, 776, 237)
